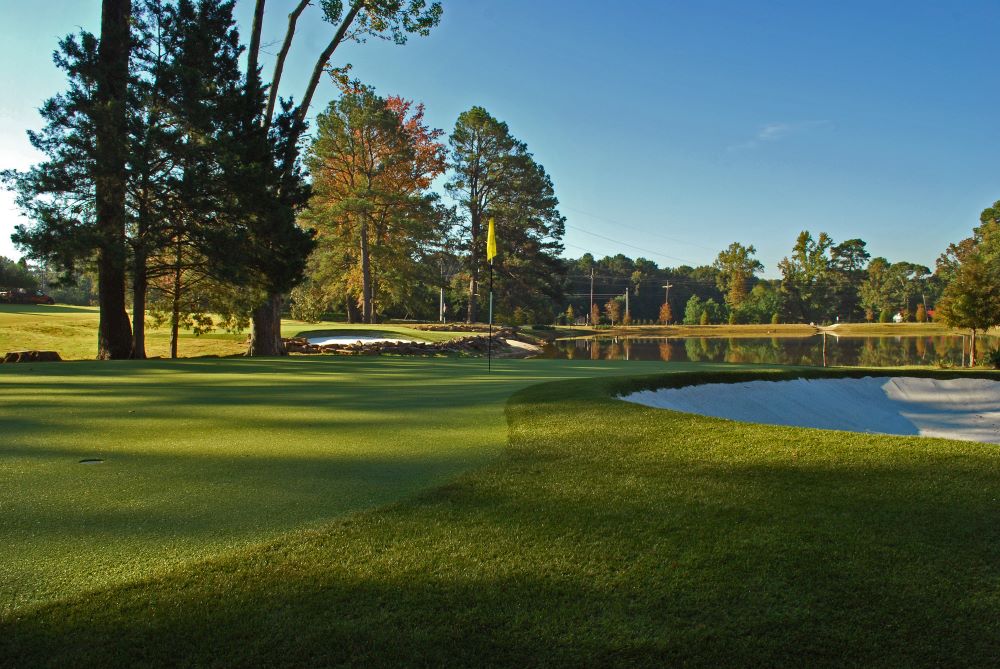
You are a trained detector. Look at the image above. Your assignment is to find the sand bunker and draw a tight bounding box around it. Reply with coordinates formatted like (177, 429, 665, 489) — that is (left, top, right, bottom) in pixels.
(623, 377, 1000, 444)
(307, 335, 417, 346)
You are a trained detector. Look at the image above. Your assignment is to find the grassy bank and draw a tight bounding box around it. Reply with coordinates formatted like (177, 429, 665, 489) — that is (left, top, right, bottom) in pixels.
(3, 364, 999, 666)
(0, 304, 465, 360)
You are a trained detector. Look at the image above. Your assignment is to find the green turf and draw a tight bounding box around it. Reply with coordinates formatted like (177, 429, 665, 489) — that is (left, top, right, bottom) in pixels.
(3, 363, 999, 666)
(0, 356, 672, 614)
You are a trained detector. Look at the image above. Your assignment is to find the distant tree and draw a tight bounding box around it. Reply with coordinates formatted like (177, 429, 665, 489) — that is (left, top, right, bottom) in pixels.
(659, 301, 673, 325)
(830, 238, 870, 321)
(622, 311, 632, 326)
(778, 231, 834, 323)
(0, 257, 38, 290)
(699, 310, 709, 325)
(589, 302, 601, 326)
(737, 282, 783, 324)
(935, 207, 1000, 365)
(565, 304, 575, 323)
(879, 308, 892, 323)
(887, 261, 931, 319)
(683, 295, 704, 325)
(714, 242, 763, 309)
(860, 257, 893, 320)
(915, 303, 927, 322)
(701, 298, 726, 324)
(605, 298, 622, 325)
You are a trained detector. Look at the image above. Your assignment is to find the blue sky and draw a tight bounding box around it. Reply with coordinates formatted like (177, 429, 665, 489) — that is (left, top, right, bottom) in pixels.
(2, 0, 999, 277)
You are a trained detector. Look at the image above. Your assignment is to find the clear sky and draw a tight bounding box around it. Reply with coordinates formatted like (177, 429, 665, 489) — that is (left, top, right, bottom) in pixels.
(2, 0, 999, 277)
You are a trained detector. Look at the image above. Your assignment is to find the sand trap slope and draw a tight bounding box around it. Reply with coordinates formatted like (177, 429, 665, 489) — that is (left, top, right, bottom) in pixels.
(623, 377, 1000, 444)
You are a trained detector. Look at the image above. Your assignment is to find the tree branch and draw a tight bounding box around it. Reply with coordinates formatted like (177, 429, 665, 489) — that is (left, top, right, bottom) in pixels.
(265, 0, 311, 128)
(293, 2, 363, 139)
(246, 0, 267, 86)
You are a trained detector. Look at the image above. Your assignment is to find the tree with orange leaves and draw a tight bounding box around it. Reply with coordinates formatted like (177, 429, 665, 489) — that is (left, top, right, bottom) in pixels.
(298, 83, 447, 323)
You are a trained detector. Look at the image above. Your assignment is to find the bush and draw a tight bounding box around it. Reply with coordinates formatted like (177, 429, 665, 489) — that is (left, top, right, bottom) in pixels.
(771, 313, 780, 325)
(879, 309, 892, 323)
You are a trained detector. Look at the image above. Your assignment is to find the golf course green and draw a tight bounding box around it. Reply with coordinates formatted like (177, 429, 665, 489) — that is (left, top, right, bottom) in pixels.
(2, 306, 999, 666)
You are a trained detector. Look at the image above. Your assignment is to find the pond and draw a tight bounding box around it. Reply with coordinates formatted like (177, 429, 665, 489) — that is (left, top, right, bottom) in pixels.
(539, 334, 995, 368)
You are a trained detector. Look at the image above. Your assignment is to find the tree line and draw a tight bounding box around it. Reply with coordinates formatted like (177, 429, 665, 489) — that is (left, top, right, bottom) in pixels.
(6, 1, 998, 359)
(4, 0, 444, 358)
(5, 0, 570, 356)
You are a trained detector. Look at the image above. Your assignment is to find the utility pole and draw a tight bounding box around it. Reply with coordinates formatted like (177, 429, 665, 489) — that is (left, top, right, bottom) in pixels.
(624, 288, 629, 322)
(589, 268, 594, 325)
(662, 282, 673, 305)
(662, 283, 673, 324)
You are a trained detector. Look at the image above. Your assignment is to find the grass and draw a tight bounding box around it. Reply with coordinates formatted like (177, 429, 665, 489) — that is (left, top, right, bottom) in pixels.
(2, 360, 1000, 666)
(0, 355, 670, 614)
(0, 304, 467, 360)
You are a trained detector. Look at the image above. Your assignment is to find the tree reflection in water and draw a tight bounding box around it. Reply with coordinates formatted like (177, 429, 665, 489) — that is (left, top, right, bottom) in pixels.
(543, 335, 987, 368)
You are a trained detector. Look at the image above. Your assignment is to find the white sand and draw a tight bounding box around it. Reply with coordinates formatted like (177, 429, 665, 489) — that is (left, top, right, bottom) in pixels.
(622, 377, 1000, 444)
(307, 336, 417, 346)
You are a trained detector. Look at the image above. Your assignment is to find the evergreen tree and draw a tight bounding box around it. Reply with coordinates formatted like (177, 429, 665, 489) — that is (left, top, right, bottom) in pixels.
(446, 106, 565, 323)
(778, 231, 834, 323)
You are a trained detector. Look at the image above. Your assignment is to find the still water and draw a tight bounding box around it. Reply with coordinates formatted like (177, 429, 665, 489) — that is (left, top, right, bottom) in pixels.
(540, 335, 993, 367)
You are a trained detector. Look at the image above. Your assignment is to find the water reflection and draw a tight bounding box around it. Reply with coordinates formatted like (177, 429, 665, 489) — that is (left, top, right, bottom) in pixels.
(542, 334, 994, 368)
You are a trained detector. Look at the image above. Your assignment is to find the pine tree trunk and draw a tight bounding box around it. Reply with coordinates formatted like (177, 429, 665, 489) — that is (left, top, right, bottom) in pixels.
(249, 293, 286, 356)
(360, 220, 373, 324)
(345, 295, 359, 324)
(95, 0, 134, 360)
(971, 328, 977, 367)
(132, 252, 147, 359)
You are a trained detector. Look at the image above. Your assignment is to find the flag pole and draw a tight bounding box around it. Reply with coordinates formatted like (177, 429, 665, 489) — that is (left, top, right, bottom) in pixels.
(486, 217, 497, 374)
(488, 260, 493, 373)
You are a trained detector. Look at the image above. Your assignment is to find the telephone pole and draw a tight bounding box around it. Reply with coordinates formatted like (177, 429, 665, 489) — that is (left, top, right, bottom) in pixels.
(662, 283, 673, 324)
(624, 288, 629, 322)
(589, 268, 594, 325)
(662, 282, 673, 305)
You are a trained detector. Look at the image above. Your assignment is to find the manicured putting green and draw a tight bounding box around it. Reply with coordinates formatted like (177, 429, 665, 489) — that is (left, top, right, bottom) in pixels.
(0, 356, 673, 613)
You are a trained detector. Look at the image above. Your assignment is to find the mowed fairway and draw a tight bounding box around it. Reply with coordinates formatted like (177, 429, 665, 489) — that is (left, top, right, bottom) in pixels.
(0, 355, 671, 613)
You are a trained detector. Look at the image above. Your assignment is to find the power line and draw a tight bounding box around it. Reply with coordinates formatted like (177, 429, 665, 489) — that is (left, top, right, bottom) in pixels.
(563, 222, 696, 265)
(562, 204, 716, 253)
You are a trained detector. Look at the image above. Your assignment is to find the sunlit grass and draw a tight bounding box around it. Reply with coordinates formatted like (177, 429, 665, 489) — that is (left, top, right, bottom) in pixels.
(0, 304, 467, 359)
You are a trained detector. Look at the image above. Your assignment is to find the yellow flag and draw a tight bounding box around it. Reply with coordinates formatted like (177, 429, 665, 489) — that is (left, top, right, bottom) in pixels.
(486, 217, 497, 262)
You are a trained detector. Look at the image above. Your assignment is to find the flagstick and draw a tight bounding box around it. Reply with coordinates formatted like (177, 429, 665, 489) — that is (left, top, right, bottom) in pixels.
(488, 260, 494, 373)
